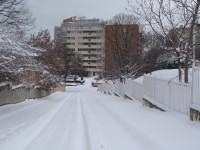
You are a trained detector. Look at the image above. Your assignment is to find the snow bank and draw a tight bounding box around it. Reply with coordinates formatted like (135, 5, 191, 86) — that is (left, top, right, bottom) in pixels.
(134, 76, 144, 84)
(0, 82, 9, 87)
(12, 84, 25, 90)
(146, 69, 179, 80)
(134, 69, 192, 83)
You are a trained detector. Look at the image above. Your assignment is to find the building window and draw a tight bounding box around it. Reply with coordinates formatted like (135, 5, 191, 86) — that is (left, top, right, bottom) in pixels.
(66, 43, 75, 45)
(78, 43, 83, 45)
(83, 66, 97, 69)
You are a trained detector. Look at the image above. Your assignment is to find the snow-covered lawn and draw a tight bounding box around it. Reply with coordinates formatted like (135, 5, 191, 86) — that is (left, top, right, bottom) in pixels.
(134, 69, 192, 84)
(0, 78, 200, 150)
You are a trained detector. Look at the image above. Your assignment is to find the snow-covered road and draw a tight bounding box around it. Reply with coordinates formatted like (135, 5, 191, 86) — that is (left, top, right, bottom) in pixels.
(0, 78, 200, 150)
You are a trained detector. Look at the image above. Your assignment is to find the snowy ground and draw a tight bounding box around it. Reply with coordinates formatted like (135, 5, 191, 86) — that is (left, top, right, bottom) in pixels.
(0, 78, 200, 150)
(134, 69, 193, 84)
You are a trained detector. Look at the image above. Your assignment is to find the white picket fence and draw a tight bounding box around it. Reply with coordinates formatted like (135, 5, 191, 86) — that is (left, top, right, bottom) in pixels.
(124, 79, 144, 101)
(98, 75, 192, 115)
(114, 80, 125, 97)
(192, 67, 200, 110)
(144, 76, 191, 114)
(98, 79, 144, 101)
(100, 81, 115, 95)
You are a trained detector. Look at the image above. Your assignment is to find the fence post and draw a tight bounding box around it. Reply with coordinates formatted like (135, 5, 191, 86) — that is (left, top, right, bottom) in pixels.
(191, 67, 195, 107)
(153, 77, 155, 100)
(169, 81, 171, 109)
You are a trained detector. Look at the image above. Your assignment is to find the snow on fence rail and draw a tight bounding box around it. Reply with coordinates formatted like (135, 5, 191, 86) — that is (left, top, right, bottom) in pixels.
(144, 75, 191, 114)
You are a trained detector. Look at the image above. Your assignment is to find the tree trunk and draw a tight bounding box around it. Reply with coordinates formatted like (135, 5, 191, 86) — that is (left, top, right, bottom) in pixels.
(177, 52, 182, 82)
(184, 54, 189, 83)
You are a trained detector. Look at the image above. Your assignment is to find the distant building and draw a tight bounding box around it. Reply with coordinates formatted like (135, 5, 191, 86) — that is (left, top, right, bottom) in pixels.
(167, 25, 200, 52)
(54, 26, 62, 49)
(54, 17, 104, 76)
(104, 24, 141, 72)
(194, 24, 200, 50)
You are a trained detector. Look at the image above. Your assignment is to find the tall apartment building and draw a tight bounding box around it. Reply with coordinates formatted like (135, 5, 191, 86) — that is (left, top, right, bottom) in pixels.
(54, 17, 104, 76)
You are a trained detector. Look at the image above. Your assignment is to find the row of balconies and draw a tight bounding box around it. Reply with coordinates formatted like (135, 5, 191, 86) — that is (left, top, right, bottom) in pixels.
(67, 45, 103, 49)
(82, 59, 101, 62)
(62, 38, 102, 43)
(83, 66, 103, 71)
(62, 32, 103, 37)
(82, 61, 103, 66)
(82, 57, 101, 60)
(80, 53, 102, 56)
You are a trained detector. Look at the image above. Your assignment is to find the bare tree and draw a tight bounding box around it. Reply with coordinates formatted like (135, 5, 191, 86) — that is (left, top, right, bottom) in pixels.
(68, 53, 87, 77)
(29, 29, 65, 92)
(142, 31, 165, 52)
(128, 0, 200, 83)
(104, 13, 143, 80)
(107, 13, 140, 25)
(0, 0, 34, 30)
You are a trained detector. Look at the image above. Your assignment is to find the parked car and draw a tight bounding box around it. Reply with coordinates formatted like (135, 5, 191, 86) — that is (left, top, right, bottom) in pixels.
(91, 77, 103, 87)
(76, 76, 85, 84)
(65, 82, 78, 86)
(66, 75, 85, 85)
(66, 75, 78, 83)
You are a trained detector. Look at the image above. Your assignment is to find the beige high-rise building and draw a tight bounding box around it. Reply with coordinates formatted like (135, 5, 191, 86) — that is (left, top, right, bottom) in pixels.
(54, 17, 104, 76)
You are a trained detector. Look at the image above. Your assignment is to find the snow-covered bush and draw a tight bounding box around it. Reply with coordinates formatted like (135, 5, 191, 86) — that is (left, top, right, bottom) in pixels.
(156, 51, 179, 69)
(38, 71, 61, 93)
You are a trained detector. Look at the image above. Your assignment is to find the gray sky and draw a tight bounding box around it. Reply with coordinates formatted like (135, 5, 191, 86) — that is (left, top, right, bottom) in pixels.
(26, 0, 129, 38)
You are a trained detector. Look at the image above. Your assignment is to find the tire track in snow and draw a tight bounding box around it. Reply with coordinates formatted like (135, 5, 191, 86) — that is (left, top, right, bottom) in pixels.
(67, 93, 91, 150)
(13, 92, 93, 150)
(1, 93, 73, 150)
(80, 95, 110, 150)
(0, 92, 66, 121)
(0, 100, 46, 121)
(0, 93, 69, 146)
(24, 93, 76, 150)
(90, 97, 163, 150)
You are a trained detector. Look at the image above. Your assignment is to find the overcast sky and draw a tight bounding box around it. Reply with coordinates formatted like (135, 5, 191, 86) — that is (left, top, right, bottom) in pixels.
(26, 0, 129, 38)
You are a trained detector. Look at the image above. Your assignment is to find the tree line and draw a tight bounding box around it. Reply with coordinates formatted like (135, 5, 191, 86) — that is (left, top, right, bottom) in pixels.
(127, 0, 200, 83)
(0, 0, 65, 92)
(104, 0, 200, 83)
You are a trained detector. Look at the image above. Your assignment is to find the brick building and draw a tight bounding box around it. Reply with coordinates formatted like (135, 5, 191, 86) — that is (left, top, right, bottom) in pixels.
(104, 24, 141, 72)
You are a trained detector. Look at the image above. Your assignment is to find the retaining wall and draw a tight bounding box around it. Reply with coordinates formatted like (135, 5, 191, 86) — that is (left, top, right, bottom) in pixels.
(0, 83, 65, 106)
